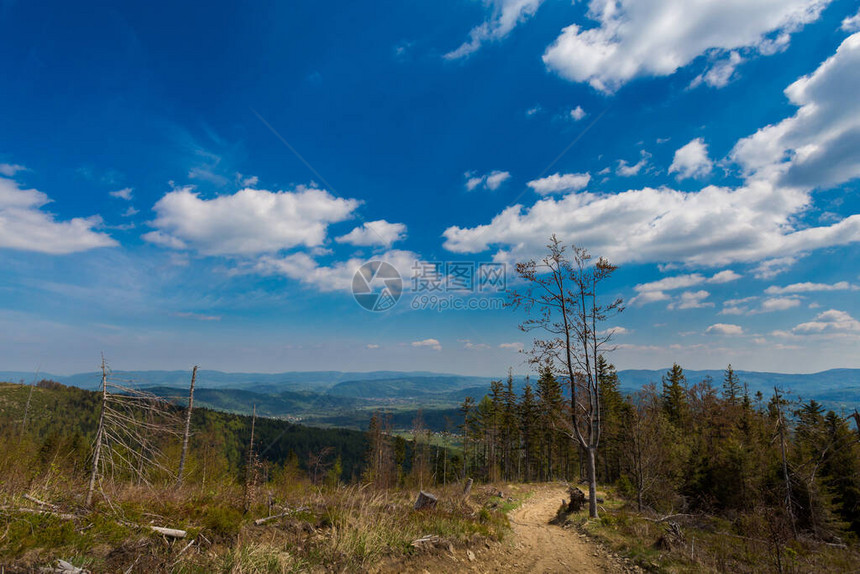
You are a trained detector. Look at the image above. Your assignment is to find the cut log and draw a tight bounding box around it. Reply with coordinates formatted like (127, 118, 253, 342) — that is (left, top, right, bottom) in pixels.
(150, 526, 187, 539)
(463, 478, 473, 497)
(567, 487, 587, 512)
(414, 491, 438, 511)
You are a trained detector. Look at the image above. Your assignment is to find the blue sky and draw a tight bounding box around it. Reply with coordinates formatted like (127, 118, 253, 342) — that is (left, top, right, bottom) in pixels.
(1, 0, 858, 376)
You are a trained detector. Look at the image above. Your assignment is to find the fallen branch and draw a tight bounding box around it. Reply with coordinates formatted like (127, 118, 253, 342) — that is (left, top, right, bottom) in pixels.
(254, 506, 309, 526)
(2, 506, 78, 521)
(643, 513, 696, 523)
(24, 494, 59, 510)
(150, 526, 187, 539)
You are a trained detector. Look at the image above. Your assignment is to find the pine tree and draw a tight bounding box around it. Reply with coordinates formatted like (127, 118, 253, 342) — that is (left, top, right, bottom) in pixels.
(661, 363, 688, 428)
(723, 364, 742, 406)
(597, 355, 624, 484)
(518, 382, 539, 482)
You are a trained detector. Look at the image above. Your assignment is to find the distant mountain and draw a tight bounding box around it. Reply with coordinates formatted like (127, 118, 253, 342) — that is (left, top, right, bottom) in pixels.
(0, 369, 457, 392)
(616, 368, 860, 411)
(2, 368, 857, 430)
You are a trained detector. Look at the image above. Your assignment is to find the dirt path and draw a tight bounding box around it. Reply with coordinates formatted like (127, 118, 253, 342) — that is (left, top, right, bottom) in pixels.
(384, 485, 629, 574)
(477, 485, 621, 574)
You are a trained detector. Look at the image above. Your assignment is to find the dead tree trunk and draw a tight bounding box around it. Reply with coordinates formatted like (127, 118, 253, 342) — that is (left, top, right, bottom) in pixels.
(851, 409, 860, 440)
(244, 404, 257, 512)
(86, 357, 108, 507)
(176, 366, 197, 487)
(774, 387, 797, 538)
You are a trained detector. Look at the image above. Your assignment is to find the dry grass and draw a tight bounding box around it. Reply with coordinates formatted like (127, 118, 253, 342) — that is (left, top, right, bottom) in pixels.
(0, 477, 512, 573)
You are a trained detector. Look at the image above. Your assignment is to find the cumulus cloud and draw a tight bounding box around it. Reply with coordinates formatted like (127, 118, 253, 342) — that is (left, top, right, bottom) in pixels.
(460, 339, 491, 350)
(668, 290, 714, 310)
(0, 176, 116, 254)
(442, 178, 858, 270)
(843, 9, 860, 32)
(542, 0, 830, 93)
(499, 342, 524, 351)
(412, 338, 442, 351)
(690, 51, 744, 88)
(732, 33, 860, 189)
(706, 323, 744, 336)
(765, 281, 854, 294)
(445, 0, 544, 59)
(144, 185, 357, 256)
(249, 249, 418, 293)
(336, 219, 407, 247)
(669, 138, 713, 179)
(569, 106, 587, 121)
(465, 170, 511, 191)
(630, 271, 738, 306)
(792, 309, 860, 334)
(109, 188, 133, 201)
(526, 172, 591, 195)
(760, 296, 802, 311)
(0, 163, 26, 177)
(617, 151, 650, 176)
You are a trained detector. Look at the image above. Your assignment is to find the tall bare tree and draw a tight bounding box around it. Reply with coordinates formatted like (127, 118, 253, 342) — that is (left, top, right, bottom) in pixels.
(176, 365, 198, 487)
(510, 235, 623, 518)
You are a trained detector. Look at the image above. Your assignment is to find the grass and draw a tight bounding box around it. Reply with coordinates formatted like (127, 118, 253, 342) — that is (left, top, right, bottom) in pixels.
(552, 487, 860, 574)
(0, 479, 516, 573)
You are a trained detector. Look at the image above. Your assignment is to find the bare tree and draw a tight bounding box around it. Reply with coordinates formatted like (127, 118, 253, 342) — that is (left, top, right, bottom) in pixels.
(176, 365, 198, 487)
(86, 356, 182, 507)
(510, 235, 623, 518)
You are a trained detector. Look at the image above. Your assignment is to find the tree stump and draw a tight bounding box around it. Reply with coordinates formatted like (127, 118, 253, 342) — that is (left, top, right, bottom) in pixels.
(567, 487, 587, 512)
(463, 478, 473, 497)
(414, 491, 438, 510)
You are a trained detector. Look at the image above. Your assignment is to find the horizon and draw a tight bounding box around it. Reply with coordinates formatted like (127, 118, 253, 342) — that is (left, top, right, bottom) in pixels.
(1, 1, 859, 376)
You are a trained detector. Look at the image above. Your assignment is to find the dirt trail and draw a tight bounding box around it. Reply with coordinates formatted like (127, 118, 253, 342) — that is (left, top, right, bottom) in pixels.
(385, 485, 629, 574)
(478, 485, 621, 574)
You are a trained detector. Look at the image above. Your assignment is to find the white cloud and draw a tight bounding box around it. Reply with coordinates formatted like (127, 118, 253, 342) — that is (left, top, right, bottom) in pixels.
(249, 249, 418, 293)
(366, 344, 380, 349)
(709, 270, 742, 283)
(793, 309, 860, 334)
(706, 323, 744, 336)
(122, 206, 139, 218)
(761, 296, 802, 311)
(465, 170, 511, 191)
(669, 290, 714, 310)
(669, 138, 713, 179)
(0, 163, 26, 177)
(629, 270, 739, 305)
(460, 339, 491, 351)
(526, 172, 591, 195)
(0, 176, 116, 254)
(526, 105, 542, 116)
(109, 187, 133, 201)
(690, 51, 744, 88)
(569, 106, 587, 121)
(542, 0, 830, 93)
(145, 185, 357, 256)
(843, 9, 860, 32)
(732, 33, 860, 189)
(412, 338, 442, 351)
(765, 281, 853, 294)
(336, 219, 407, 247)
(617, 151, 650, 176)
(499, 342, 524, 351)
(753, 257, 798, 279)
(445, 0, 544, 59)
(442, 179, 858, 268)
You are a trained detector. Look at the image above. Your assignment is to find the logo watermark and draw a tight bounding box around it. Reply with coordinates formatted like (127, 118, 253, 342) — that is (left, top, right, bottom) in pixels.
(351, 260, 507, 312)
(352, 261, 403, 312)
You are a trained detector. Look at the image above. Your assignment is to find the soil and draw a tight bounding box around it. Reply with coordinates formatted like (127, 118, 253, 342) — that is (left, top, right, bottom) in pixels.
(379, 484, 638, 574)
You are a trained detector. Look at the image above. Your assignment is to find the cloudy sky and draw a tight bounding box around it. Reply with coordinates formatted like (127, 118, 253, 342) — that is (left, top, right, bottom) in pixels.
(1, 0, 858, 376)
